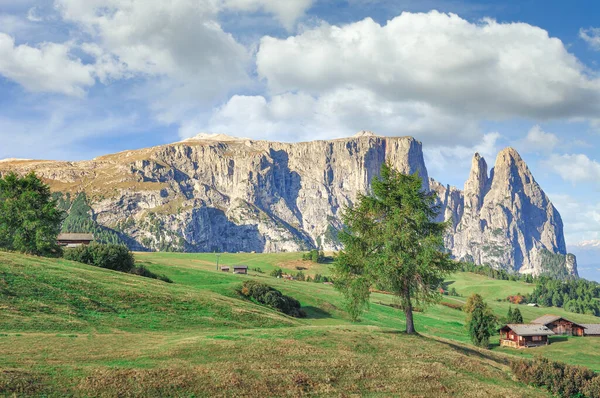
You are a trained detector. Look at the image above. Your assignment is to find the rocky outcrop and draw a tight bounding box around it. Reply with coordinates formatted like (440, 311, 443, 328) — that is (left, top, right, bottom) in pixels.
(438, 148, 576, 276)
(0, 133, 575, 276)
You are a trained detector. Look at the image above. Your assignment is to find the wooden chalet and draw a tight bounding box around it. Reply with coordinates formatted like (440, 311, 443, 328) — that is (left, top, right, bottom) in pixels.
(531, 315, 586, 336)
(57, 233, 94, 248)
(499, 324, 554, 348)
(233, 265, 248, 275)
(581, 324, 600, 337)
(220, 266, 230, 272)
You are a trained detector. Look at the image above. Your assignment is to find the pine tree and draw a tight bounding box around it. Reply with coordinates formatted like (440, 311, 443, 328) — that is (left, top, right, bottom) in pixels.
(333, 163, 457, 334)
(0, 172, 63, 256)
(512, 308, 524, 323)
(507, 306, 514, 322)
(468, 299, 496, 348)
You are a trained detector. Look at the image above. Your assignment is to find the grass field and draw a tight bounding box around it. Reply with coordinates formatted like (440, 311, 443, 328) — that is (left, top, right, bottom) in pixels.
(1, 250, 599, 396)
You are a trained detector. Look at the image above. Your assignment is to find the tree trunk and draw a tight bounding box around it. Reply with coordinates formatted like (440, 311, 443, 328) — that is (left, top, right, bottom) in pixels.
(403, 284, 416, 334)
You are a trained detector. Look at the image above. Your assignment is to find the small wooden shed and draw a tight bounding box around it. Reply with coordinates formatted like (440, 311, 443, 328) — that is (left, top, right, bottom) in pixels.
(220, 266, 230, 272)
(499, 324, 554, 348)
(57, 233, 94, 248)
(531, 315, 586, 336)
(233, 265, 248, 275)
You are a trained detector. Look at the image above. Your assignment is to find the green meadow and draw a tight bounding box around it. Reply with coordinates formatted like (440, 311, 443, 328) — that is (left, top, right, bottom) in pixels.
(1, 250, 599, 396)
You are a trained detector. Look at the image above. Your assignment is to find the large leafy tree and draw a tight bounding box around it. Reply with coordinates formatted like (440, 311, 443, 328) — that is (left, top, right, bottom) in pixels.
(332, 163, 457, 334)
(0, 172, 63, 256)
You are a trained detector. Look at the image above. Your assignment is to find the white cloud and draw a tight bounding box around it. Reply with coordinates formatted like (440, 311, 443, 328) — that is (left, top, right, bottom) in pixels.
(550, 193, 600, 245)
(515, 125, 559, 153)
(55, 0, 252, 121)
(257, 11, 600, 121)
(543, 153, 600, 184)
(580, 27, 600, 51)
(0, 33, 94, 96)
(424, 132, 501, 183)
(183, 87, 481, 144)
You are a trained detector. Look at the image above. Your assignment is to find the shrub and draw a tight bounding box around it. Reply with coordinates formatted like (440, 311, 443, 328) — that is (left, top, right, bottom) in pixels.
(270, 268, 283, 278)
(511, 357, 599, 398)
(65, 243, 134, 272)
(64, 243, 171, 283)
(238, 280, 306, 318)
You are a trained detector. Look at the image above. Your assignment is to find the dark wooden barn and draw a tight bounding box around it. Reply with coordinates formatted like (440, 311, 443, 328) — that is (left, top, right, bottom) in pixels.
(531, 315, 586, 336)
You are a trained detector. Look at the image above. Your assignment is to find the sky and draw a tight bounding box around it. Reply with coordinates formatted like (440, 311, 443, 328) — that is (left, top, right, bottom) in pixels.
(1, 0, 600, 279)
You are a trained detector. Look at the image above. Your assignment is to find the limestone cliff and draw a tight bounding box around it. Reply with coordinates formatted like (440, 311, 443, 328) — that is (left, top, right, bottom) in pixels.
(0, 133, 575, 276)
(435, 148, 576, 276)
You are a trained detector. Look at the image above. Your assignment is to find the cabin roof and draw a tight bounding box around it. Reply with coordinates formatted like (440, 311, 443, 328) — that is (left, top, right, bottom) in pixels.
(57, 233, 94, 241)
(581, 324, 600, 335)
(500, 324, 555, 336)
(233, 265, 248, 269)
(531, 314, 585, 328)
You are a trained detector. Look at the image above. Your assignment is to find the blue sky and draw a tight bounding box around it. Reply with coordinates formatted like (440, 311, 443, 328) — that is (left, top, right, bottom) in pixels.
(1, 0, 600, 279)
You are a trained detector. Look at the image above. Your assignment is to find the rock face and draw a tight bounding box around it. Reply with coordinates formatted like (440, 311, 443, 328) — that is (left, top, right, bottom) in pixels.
(0, 133, 576, 276)
(433, 148, 576, 276)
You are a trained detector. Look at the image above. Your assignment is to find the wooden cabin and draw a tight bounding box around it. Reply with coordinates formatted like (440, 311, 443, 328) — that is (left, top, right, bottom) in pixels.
(220, 266, 230, 272)
(233, 265, 248, 275)
(57, 233, 94, 248)
(531, 315, 586, 336)
(581, 324, 600, 337)
(499, 324, 554, 348)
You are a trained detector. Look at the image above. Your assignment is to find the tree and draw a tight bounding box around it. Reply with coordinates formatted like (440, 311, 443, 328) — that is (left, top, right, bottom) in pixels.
(507, 306, 514, 322)
(512, 307, 524, 323)
(332, 163, 457, 334)
(468, 299, 496, 348)
(464, 293, 485, 317)
(0, 172, 63, 256)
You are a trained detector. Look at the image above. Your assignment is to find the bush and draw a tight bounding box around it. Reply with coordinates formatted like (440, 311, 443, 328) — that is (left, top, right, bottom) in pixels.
(270, 268, 283, 278)
(64, 243, 171, 283)
(511, 357, 599, 398)
(238, 280, 306, 318)
(64, 243, 134, 272)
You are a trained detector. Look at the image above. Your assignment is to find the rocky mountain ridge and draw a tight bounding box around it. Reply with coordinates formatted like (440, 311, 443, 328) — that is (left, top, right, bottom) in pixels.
(0, 131, 576, 276)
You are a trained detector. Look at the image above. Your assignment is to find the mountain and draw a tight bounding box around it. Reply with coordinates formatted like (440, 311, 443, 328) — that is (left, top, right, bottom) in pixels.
(431, 148, 577, 276)
(0, 131, 576, 276)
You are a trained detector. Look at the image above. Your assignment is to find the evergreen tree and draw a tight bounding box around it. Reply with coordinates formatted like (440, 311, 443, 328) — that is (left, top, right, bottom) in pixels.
(468, 298, 496, 348)
(507, 306, 514, 322)
(333, 163, 457, 334)
(0, 172, 63, 256)
(512, 308, 524, 323)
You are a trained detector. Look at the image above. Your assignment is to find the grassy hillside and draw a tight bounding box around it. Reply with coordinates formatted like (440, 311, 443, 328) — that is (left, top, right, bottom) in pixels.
(0, 250, 597, 396)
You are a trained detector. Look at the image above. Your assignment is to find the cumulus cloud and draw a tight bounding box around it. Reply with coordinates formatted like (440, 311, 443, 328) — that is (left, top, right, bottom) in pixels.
(257, 11, 600, 121)
(550, 193, 600, 244)
(0, 33, 94, 96)
(580, 27, 600, 51)
(515, 125, 559, 153)
(543, 153, 600, 184)
(424, 132, 502, 182)
(183, 88, 481, 143)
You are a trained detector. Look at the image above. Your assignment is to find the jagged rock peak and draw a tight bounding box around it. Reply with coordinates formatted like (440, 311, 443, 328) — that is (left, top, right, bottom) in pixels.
(463, 152, 489, 212)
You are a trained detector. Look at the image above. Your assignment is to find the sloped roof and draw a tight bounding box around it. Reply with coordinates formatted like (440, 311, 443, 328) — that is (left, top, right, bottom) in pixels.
(57, 233, 94, 241)
(581, 324, 600, 335)
(531, 314, 585, 327)
(500, 324, 555, 336)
